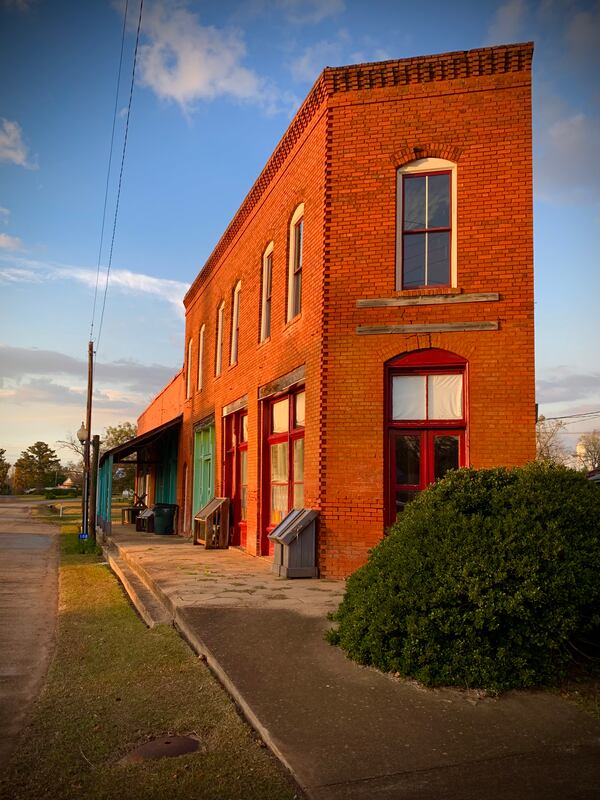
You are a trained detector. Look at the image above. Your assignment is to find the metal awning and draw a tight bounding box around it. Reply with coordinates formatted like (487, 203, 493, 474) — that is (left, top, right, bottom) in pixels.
(99, 415, 182, 466)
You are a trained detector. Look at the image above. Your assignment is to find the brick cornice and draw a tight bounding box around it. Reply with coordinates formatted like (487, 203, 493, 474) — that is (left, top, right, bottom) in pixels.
(184, 42, 533, 307)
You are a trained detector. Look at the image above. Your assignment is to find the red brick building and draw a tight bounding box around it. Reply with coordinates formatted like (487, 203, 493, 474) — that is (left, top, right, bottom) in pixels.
(134, 42, 535, 578)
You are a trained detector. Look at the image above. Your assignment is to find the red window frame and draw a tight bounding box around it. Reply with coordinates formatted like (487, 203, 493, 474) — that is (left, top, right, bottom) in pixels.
(401, 169, 451, 289)
(385, 349, 468, 526)
(261, 388, 305, 555)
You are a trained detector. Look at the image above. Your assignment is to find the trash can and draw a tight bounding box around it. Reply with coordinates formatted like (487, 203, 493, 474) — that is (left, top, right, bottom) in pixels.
(153, 503, 178, 535)
(268, 509, 318, 578)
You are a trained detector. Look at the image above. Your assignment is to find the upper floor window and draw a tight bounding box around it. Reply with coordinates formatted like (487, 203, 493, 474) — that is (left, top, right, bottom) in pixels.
(397, 158, 457, 290)
(260, 242, 273, 342)
(186, 337, 193, 399)
(287, 204, 304, 321)
(230, 281, 241, 366)
(197, 324, 205, 391)
(215, 301, 224, 377)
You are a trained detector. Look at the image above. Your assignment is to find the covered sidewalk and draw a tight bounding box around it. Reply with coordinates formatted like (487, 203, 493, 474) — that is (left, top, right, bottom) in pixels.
(97, 415, 182, 535)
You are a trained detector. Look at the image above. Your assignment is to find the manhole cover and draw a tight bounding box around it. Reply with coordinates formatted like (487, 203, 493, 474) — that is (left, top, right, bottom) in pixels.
(120, 735, 200, 764)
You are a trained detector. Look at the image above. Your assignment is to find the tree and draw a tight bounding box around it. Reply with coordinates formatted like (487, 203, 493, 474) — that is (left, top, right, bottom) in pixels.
(575, 429, 600, 472)
(0, 449, 10, 495)
(13, 442, 63, 493)
(101, 422, 137, 495)
(536, 416, 567, 465)
(101, 421, 137, 452)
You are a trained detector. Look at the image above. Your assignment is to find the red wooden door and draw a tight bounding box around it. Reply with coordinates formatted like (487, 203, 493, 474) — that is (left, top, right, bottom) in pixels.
(224, 411, 248, 548)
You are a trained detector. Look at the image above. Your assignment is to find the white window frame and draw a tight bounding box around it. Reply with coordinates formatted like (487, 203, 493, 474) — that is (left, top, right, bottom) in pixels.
(396, 158, 457, 290)
(287, 203, 304, 321)
(230, 281, 241, 366)
(186, 337, 193, 399)
(215, 301, 224, 377)
(197, 323, 205, 391)
(260, 241, 274, 342)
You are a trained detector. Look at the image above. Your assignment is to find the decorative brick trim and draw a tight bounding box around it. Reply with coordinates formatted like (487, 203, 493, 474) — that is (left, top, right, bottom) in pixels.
(184, 42, 533, 308)
(392, 144, 464, 168)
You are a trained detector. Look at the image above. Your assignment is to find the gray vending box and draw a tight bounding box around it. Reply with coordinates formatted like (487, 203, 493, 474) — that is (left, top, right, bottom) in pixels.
(268, 509, 319, 578)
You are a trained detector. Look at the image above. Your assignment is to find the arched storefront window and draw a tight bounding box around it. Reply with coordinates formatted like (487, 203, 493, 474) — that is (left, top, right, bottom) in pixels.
(386, 348, 467, 525)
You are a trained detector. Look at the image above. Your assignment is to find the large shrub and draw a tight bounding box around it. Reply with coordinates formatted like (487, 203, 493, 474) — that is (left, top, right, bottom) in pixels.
(328, 463, 600, 690)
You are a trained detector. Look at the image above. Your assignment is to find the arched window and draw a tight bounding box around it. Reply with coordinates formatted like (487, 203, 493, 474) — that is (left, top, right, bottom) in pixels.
(287, 204, 304, 321)
(260, 242, 274, 342)
(197, 324, 205, 391)
(386, 348, 467, 524)
(396, 158, 457, 290)
(186, 337, 193, 399)
(230, 281, 241, 366)
(215, 301, 224, 377)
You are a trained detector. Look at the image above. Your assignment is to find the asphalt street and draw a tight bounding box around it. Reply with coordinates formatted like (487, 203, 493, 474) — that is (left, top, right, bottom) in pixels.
(0, 499, 58, 767)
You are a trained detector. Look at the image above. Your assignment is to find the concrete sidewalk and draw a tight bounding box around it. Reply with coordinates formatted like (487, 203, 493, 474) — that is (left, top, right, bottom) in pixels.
(104, 529, 600, 800)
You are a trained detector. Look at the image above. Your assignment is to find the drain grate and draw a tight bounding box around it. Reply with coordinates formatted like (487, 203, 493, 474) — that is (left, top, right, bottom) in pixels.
(120, 735, 200, 764)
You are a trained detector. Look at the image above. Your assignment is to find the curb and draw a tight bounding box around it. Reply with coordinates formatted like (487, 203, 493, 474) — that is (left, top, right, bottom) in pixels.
(103, 534, 311, 798)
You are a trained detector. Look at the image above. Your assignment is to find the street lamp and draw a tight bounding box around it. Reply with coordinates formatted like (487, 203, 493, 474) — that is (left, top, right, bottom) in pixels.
(77, 421, 89, 541)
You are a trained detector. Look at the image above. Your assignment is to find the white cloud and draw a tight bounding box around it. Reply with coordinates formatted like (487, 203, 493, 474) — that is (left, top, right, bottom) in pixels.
(486, 0, 527, 45)
(0, 207, 9, 223)
(137, 1, 294, 114)
(0, 255, 189, 315)
(0, 233, 21, 250)
(0, 118, 34, 168)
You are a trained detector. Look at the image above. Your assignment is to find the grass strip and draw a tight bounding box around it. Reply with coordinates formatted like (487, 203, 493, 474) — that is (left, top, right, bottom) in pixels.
(1, 543, 300, 800)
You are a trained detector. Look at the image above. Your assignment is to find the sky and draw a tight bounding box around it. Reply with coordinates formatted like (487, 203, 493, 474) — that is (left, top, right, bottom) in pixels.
(0, 0, 599, 465)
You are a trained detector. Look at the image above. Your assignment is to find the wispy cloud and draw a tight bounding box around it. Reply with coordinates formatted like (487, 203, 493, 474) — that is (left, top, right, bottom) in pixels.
(0, 233, 21, 250)
(537, 368, 600, 404)
(565, 3, 600, 65)
(137, 0, 296, 114)
(0, 255, 189, 315)
(1, 0, 38, 10)
(485, 0, 527, 45)
(0, 118, 35, 169)
(289, 29, 390, 84)
(275, 0, 345, 25)
(0, 344, 178, 399)
(535, 89, 600, 203)
(0, 207, 9, 223)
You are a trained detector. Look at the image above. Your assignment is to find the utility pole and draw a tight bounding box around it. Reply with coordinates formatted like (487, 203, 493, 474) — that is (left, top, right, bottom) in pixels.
(80, 341, 94, 543)
(89, 434, 100, 545)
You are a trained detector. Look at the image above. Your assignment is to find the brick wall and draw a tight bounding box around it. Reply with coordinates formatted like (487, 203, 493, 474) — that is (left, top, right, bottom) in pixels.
(142, 42, 535, 579)
(137, 370, 184, 435)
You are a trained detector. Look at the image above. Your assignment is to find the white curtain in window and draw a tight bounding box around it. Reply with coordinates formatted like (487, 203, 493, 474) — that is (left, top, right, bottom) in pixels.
(428, 374, 463, 419)
(392, 375, 426, 420)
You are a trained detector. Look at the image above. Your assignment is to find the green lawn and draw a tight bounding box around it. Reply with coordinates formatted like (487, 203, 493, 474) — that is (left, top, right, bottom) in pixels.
(0, 540, 300, 800)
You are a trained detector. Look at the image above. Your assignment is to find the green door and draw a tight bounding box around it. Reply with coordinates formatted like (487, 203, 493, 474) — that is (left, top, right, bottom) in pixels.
(193, 424, 215, 515)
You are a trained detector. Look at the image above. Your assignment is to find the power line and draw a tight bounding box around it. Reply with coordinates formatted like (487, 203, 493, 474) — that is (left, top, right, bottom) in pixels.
(89, 0, 130, 343)
(96, 0, 144, 355)
(544, 410, 600, 421)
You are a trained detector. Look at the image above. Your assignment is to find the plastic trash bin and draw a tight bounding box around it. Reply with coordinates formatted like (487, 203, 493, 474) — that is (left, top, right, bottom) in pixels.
(153, 503, 178, 535)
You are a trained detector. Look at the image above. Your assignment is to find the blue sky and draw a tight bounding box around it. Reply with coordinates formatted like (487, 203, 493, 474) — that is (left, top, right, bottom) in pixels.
(0, 0, 599, 464)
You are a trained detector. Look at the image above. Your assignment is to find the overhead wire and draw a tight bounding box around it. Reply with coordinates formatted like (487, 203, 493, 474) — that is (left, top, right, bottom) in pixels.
(96, 0, 144, 355)
(89, 0, 130, 344)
